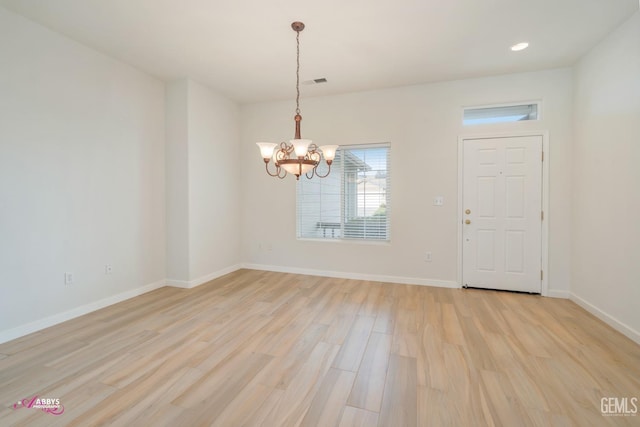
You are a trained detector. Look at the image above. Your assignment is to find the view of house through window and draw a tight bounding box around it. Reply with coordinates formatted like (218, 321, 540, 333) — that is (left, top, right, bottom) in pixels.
(297, 144, 390, 241)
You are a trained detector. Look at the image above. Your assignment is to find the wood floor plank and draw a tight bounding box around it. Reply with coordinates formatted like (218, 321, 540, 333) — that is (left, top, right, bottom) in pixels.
(240, 388, 284, 426)
(347, 331, 391, 412)
(123, 368, 206, 426)
(338, 405, 379, 427)
(300, 368, 356, 427)
(391, 308, 419, 357)
(209, 382, 274, 427)
(193, 313, 274, 372)
(442, 303, 465, 346)
(443, 342, 471, 398)
(372, 296, 396, 334)
(417, 386, 467, 427)
(357, 282, 383, 317)
(417, 323, 448, 390)
(257, 322, 328, 390)
(379, 353, 417, 427)
(172, 351, 273, 410)
(479, 369, 532, 426)
(314, 286, 349, 326)
(125, 403, 184, 427)
(324, 313, 358, 345)
(459, 315, 498, 371)
(78, 366, 193, 427)
(256, 340, 340, 426)
(0, 269, 639, 426)
(331, 315, 375, 372)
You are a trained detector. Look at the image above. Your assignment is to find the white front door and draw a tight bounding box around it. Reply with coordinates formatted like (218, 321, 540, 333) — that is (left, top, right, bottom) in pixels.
(462, 136, 542, 293)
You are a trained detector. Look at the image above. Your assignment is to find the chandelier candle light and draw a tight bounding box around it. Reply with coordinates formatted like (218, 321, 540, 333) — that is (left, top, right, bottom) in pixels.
(256, 21, 338, 180)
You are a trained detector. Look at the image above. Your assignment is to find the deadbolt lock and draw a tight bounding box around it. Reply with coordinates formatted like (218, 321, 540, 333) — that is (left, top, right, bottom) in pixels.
(465, 209, 471, 214)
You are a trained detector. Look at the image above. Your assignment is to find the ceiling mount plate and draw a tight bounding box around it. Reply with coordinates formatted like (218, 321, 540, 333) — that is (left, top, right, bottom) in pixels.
(291, 22, 305, 32)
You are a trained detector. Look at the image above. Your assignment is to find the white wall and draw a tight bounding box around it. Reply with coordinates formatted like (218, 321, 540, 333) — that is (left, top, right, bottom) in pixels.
(166, 80, 190, 281)
(0, 8, 166, 335)
(572, 12, 640, 342)
(241, 68, 573, 294)
(165, 79, 241, 286)
(187, 80, 241, 281)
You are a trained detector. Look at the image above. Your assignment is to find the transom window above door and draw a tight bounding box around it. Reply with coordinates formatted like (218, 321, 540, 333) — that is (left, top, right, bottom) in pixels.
(463, 102, 539, 125)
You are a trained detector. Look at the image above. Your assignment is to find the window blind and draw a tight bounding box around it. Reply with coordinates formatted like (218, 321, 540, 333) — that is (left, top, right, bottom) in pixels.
(297, 143, 390, 241)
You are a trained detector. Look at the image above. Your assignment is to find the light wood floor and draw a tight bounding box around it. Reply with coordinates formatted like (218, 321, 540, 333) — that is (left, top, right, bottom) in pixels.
(1, 269, 639, 426)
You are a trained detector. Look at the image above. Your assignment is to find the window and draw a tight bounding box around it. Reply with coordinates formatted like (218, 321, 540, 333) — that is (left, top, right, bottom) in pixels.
(463, 103, 539, 125)
(297, 144, 390, 241)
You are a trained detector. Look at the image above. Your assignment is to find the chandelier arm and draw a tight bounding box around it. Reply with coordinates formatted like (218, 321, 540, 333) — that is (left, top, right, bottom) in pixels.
(265, 161, 282, 177)
(305, 168, 315, 179)
(313, 162, 332, 178)
(277, 167, 287, 179)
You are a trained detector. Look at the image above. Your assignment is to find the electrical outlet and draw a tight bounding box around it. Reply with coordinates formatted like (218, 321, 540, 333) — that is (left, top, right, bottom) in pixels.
(433, 196, 444, 206)
(424, 252, 432, 262)
(64, 272, 74, 285)
(105, 265, 113, 275)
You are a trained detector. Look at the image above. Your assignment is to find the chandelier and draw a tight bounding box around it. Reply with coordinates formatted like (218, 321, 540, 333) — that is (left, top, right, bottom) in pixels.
(256, 22, 338, 180)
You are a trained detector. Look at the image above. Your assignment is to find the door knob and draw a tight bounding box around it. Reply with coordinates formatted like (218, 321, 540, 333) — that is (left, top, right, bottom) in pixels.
(465, 219, 471, 224)
(465, 209, 471, 214)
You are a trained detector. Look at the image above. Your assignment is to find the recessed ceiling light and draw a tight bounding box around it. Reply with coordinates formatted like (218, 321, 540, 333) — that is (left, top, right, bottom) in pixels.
(511, 42, 529, 52)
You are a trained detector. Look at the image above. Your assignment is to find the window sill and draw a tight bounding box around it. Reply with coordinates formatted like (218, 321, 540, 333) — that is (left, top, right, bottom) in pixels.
(296, 238, 391, 246)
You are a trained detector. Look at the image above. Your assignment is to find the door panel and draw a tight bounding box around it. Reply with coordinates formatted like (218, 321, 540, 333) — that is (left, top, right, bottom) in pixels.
(476, 230, 496, 271)
(462, 136, 542, 293)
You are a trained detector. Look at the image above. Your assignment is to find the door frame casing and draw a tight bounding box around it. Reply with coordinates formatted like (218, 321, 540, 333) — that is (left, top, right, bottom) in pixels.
(457, 131, 550, 296)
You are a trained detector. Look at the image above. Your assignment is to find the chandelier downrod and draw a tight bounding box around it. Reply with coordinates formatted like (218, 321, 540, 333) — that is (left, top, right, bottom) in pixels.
(293, 21, 303, 140)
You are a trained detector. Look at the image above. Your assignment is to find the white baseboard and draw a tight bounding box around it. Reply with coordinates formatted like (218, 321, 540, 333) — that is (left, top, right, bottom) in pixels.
(166, 264, 242, 289)
(241, 263, 459, 289)
(546, 289, 570, 299)
(0, 279, 166, 345)
(570, 292, 640, 345)
(165, 278, 190, 288)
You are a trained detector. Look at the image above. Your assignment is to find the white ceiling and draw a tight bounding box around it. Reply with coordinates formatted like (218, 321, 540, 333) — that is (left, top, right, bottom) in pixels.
(1, 0, 637, 104)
